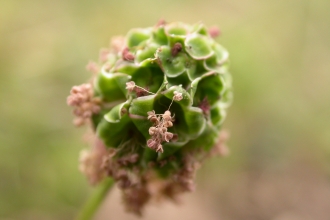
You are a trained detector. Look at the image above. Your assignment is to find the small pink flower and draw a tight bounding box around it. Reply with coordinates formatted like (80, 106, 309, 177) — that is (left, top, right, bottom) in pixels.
(173, 91, 183, 101)
(126, 81, 136, 92)
(149, 127, 157, 135)
(164, 132, 174, 142)
(156, 144, 163, 153)
(147, 139, 157, 149)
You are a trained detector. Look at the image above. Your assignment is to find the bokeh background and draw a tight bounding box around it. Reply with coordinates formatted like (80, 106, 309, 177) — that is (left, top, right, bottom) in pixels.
(1, 0, 330, 219)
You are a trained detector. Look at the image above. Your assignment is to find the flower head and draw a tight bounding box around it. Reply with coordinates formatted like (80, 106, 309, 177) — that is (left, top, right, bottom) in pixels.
(68, 21, 232, 217)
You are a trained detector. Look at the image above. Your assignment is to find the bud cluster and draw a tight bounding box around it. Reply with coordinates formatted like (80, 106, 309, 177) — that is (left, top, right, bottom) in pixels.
(78, 138, 108, 185)
(173, 155, 199, 192)
(147, 110, 176, 153)
(67, 83, 101, 126)
(101, 151, 141, 189)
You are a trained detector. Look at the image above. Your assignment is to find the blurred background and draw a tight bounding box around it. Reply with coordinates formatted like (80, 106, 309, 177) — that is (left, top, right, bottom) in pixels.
(1, 0, 330, 219)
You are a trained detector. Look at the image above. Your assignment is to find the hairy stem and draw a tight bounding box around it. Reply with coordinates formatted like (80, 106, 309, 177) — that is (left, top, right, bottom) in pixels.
(76, 178, 114, 220)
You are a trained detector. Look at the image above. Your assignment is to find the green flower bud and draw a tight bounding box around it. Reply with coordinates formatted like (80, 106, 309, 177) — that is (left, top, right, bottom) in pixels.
(68, 20, 232, 216)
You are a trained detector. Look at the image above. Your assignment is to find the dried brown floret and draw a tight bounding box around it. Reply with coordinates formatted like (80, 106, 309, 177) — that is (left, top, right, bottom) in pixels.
(171, 42, 182, 56)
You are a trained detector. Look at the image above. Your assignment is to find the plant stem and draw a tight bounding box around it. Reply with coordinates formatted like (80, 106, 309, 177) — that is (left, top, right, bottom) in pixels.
(76, 178, 114, 220)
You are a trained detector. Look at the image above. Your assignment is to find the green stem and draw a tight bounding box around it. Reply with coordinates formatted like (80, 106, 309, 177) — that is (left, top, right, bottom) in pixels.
(76, 178, 114, 220)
